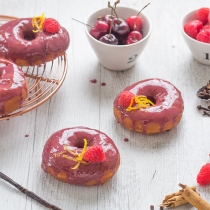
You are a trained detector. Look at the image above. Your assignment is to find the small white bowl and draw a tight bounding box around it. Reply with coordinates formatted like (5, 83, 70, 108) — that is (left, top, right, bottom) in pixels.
(85, 6, 152, 71)
(180, 9, 210, 65)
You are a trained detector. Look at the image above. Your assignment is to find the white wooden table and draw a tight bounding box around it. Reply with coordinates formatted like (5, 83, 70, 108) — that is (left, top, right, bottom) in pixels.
(0, 0, 210, 209)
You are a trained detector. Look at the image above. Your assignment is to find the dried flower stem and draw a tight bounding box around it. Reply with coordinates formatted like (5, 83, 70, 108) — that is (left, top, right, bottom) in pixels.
(0, 172, 62, 210)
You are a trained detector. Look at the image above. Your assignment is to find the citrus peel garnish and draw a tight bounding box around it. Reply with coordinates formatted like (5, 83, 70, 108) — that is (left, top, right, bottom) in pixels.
(32, 13, 46, 33)
(126, 95, 154, 111)
(54, 139, 89, 170)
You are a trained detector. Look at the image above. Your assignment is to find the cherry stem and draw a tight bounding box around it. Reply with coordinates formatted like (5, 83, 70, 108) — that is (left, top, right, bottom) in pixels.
(72, 18, 94, 28)
(133, 3, 150, 40)
(108, 1, 120, 24)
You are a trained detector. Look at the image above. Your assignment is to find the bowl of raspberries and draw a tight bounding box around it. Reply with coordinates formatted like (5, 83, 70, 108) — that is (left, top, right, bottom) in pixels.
(84, 3, 152, 71)
(181, 7, 210, 65)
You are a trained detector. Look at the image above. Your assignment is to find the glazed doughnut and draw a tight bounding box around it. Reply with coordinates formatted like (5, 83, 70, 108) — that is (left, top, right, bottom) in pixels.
(0, 58, 28, 116)
(0, 17, 70, 66)
(42, 127, 120, 186)
(114, 78, 184, 135)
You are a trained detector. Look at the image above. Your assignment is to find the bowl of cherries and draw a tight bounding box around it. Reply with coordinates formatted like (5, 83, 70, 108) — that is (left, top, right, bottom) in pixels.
(80, 2, 152, 71)
(181, 7, 210, 65)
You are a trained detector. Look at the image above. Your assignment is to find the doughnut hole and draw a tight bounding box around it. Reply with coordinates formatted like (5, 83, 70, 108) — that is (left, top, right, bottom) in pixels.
(146, 96, 156, 105)
(23, 31, 36, 41)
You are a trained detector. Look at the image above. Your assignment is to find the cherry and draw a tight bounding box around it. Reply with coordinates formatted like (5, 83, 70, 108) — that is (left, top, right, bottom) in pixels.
(126, 3, 150, 32)
(112, 18, 130, 37)
(72, 18, 109, 40)
(99, 34, 118, 45)
(126, 16, 142, 32)
(102, 14, 116, 26)
(89, 21, 110, 40)
(125, 31, 142, 45)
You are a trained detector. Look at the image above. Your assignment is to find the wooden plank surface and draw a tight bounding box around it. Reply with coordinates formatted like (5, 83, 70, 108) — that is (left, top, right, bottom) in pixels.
(0, 0, 210, 209)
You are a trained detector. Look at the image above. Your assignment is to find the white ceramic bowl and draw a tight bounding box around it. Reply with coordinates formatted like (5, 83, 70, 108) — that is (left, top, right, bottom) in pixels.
(85, 6, 152, 71)
(180, 9, 210, 65)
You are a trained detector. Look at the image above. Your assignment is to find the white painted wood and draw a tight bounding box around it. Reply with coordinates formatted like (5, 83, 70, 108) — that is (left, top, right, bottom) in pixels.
(0, 0, 210, 209)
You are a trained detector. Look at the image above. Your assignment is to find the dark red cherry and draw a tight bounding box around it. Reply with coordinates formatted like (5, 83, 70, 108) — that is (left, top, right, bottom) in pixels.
(118, 36, 127, 45)
(99, 34, 118, 45)
(125, 31, 142, 45)
(90, 21, 110, 40)
(102, 14, 116, 26)
(112, 18, 130, 37)
(126, 16, 142, 32)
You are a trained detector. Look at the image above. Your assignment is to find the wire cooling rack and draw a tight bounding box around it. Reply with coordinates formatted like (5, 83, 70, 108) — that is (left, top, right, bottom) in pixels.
(0, 15, 68, 120)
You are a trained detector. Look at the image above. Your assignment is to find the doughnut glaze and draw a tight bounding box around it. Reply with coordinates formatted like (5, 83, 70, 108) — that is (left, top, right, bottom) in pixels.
(114, 78, 184, 135)
(42, 127, 120, 186)
(0, 18, 70, 66)
(0, 58, 28, 116)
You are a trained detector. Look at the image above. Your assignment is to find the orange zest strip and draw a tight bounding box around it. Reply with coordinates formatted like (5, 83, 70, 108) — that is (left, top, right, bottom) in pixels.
(32, 13, 46, 33)
(54, 139, 89, 170)
(54, 151, 67, 157)
(64, 145, 78, 157)
(126, 95, 154, 111)
(63, 155, 88, 164)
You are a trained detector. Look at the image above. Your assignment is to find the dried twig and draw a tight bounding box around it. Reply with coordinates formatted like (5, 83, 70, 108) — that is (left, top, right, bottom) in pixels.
(0, 172, 62, 210)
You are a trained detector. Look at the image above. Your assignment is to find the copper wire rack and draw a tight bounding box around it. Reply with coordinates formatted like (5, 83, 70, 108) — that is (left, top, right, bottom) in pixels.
(0, 15, 68, 121)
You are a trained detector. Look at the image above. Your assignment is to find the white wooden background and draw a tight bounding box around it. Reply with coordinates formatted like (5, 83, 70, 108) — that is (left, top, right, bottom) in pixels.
(0, 0, 210, 209)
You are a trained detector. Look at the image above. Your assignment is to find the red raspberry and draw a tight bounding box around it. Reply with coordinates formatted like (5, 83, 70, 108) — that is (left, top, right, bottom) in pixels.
(184, 20, 203, 39)
(119, 91, 135, 108)
(43, 18, 60, 33)
(196, 29, 210, 43)
(83, 145, 105, 163)
(208, 13, 210, 23)
(197, 163, 210, 185)
(197, 8, 210, 25)
(202, 24, 210, 30)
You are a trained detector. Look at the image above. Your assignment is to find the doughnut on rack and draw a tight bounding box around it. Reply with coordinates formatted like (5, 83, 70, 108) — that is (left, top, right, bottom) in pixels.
(0, 15, 68, 121)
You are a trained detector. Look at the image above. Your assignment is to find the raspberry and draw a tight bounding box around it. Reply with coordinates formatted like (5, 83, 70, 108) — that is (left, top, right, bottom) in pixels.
(83, 145, 105, 163)
(196, 29, 210, 43)
(184, 20, 203, 39)
(202, 24, 210, 30)
(119, 91, 135, 108)
(197, 8, 210, 25)
(43, 18, 60, 33)
(197, 163, 210, 185)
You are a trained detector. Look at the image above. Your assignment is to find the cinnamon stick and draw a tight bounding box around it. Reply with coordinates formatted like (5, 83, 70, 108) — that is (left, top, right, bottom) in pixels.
(179, 183, 210, 210)
(0, 172, 62, 210)
(159, 185, 199, 207)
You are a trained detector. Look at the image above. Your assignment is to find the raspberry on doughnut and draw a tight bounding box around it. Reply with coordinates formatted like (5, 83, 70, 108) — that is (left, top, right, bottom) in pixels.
(0, 58, 28, 116)
(41, 127, 120, 186)
(0, 13, 70, 66)
(114, 78, 184, 135)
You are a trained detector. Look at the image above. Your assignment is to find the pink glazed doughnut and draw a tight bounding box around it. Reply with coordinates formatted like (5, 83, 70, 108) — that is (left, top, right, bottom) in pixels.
(42, 127, 120, 186)
(114, 78, 184, 135)
(0, 18, 70, 66)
